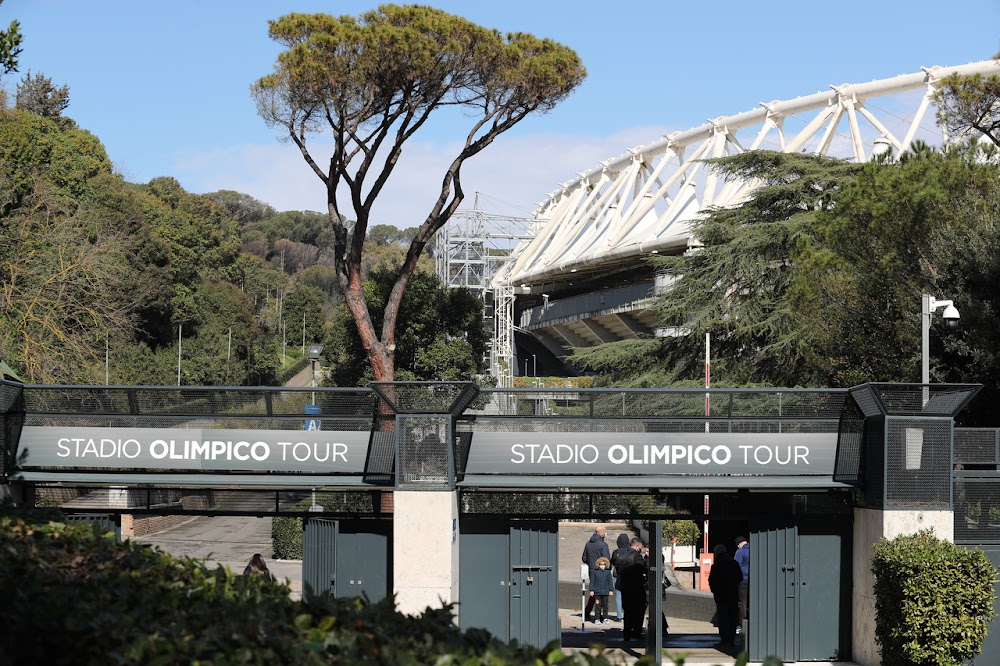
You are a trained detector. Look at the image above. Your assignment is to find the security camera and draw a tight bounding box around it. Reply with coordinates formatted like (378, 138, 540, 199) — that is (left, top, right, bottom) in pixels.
(942, 304, 960, 330)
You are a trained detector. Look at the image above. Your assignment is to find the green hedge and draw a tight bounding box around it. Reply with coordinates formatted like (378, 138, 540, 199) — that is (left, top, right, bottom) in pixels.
(872, 529, 998, 666)
(1, 510, 635, 665)
(272, 515, 303, 559)
(278, 355, 311, 385)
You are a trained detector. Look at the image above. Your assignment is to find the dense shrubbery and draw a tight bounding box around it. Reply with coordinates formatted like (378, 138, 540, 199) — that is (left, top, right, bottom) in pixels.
(271, 515, 303, 559)
(0, 510, 637, 665)
(872, 529, 997, 666)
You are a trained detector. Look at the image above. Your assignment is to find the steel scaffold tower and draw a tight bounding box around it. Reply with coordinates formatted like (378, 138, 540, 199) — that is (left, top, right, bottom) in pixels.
(434, 208, 535, 389)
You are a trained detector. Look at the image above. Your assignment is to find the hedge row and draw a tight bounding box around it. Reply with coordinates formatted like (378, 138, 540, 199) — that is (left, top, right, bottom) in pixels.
(0, 509, 629, 665)
(873, 529, 998, 666)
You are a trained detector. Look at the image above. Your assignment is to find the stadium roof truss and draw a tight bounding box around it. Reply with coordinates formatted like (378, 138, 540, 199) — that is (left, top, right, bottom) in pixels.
(495, 60, 1000, 292)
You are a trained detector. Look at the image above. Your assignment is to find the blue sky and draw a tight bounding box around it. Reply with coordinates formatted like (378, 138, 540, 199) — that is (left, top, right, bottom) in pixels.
(9, 1, 1000, 223)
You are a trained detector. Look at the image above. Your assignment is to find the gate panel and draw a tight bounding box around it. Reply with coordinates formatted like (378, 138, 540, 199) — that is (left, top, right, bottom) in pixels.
(302, 518, 337, 601)
(750, 523, 797, 661)
(336, 520, 391, 602)
(798, 528, 845, 660)
(459, 518, 511, 641)
(509, 519, 558, 649)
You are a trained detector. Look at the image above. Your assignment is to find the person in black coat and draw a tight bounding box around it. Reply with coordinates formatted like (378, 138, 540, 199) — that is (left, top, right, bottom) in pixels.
(708, 544, 743, 648)
(581, 525, 610, 620)
(616, 537, 648, 641)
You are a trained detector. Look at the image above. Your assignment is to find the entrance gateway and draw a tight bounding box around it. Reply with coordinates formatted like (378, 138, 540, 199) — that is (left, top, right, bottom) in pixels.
(0, 380, 988, 664)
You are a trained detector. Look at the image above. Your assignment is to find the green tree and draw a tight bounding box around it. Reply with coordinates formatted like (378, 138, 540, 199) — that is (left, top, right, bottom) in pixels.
(253, 4, 585, 382)
(0, 109, 151, 383)
(204, 189, 276, 226)
(937, 52, 1000, 147)
(327, 269, 486, 386)
(572, 151, 861, 387)
(282, 284, 326, 350)
(0, 0, 22, 76)
(15, 71, 75, 130)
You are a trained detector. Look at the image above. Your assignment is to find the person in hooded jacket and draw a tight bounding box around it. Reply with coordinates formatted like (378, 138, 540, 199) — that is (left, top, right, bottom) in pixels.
(610, 533, 630, 621)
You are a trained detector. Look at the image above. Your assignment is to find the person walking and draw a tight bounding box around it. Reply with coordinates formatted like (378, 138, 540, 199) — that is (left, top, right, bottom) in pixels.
(708, 544, 742, 649)
(582, 525, 610, 621)
(610, 532, 630, 621)
(617, 537, 648, 642)
(734, 536, 750, 636)
(242, 553, 273, 582)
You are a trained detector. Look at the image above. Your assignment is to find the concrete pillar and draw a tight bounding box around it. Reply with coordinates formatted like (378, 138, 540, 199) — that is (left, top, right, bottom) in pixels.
(393, 490, 459, 618)
(851, 507, 953, 666)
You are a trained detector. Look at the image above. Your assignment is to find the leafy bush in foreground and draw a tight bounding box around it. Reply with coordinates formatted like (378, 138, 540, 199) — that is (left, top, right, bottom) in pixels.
(872, 529, 997, 666)
(0, 510, 629, 665)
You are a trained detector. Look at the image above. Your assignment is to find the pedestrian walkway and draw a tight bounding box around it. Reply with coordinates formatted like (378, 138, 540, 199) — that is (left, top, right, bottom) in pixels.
(559, 607, 745, 664)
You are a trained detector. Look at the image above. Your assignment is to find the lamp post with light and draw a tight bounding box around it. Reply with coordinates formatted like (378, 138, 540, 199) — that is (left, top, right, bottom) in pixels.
(307, 344, 324, 404)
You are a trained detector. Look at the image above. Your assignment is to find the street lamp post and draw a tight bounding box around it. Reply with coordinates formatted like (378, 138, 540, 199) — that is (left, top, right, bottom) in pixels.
(921, 294, 960, 384)
(307, 344, 324, 405)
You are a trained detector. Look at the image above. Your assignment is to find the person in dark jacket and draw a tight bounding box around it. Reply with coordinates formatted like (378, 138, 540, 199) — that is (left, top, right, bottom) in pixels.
(734, 536, 750, 635)
(588, 556, 615, 623)
(610, 533, 630, 621)
(243, 553, 273, 582)
(708, 544, 742, 648)
(617, 537, 648, 641)
(581, 525, 610, 620)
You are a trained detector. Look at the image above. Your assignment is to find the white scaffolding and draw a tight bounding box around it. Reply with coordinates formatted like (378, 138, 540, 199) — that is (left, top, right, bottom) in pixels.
(434, 208, 534, 387)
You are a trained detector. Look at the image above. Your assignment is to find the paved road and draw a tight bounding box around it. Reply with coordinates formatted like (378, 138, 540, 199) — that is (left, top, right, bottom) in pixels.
(134, 515, 303, 599)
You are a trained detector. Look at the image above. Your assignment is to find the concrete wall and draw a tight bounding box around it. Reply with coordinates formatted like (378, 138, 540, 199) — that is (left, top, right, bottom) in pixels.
(852, 507, 953, 666)
(393, 491, 459, 617)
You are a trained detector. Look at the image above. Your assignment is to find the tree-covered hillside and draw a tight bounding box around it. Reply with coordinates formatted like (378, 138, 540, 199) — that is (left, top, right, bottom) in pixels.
(0, 73, 482, 387)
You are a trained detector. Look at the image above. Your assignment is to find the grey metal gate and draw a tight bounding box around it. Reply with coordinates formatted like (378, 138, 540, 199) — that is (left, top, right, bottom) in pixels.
(509, 520, 558, 648)
(302, 518, 391, 602)
(303, 518, 337, 601)
(65, 513, 120, 541)
(750, 519, 849, 662)
(459, 518, 558, 648)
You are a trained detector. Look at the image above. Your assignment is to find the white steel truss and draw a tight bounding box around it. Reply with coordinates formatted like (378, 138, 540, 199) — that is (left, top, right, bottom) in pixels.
(488, 60, 1000, 390)
(494, 60, 1000, 290)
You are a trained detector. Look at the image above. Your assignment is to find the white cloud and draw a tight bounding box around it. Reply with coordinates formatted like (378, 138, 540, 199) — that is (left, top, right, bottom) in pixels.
(172, 125, 674, 225)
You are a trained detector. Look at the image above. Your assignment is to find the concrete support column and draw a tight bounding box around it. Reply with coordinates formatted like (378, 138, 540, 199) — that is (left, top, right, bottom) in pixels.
(393, 490, 459, 618)
(851, 507, 953, 666)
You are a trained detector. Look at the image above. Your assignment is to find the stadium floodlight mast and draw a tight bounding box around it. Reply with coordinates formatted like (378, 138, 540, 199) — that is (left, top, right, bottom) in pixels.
(921, 294, 960, 385)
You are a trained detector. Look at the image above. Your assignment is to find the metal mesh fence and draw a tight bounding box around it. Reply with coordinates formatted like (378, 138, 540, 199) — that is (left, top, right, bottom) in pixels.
(1, 381, 25, 478)
(955, 429, 999, 465)
(467, 388, 846, 420)
(834, 392, 866, 485)
(396, 415, 452, 489)
(20, 386, 376, 418)
(954, 479, 1000, 544)
(32, 486, 382, 515)
(456, 417, 838, 435)
(460, 492, 658, 516)
(869, 384, 980, 416)
(370, 382, 478, 414)
(885, 418, 952, 508)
